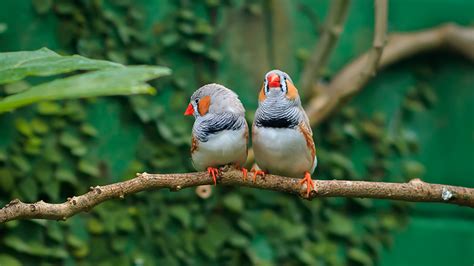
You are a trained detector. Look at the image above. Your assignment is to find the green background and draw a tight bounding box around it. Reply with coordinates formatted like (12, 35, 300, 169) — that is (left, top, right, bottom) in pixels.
(0, 0, 473, 265)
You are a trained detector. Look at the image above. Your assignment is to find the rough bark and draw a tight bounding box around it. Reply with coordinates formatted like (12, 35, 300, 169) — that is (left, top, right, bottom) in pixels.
(1, 168, 473, 223)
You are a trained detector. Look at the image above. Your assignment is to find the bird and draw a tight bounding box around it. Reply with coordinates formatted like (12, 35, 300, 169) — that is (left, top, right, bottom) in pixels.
(184, 83, 249, 185)
(252, 69, 317, 197)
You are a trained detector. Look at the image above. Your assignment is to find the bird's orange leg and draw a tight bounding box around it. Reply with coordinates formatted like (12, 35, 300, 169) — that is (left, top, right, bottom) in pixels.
(207, 167, 219, 186)
(250, 167, 266, 182)
(241, 167, 248, 180)
(300, 171, 315, 197)
(233, 164, 248, 181)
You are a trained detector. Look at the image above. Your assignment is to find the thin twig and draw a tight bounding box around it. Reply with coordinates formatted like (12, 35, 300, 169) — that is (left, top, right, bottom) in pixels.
(300, 0, 351, 95)
(305, 23, 474, 126)
(1, 168, 473, 223)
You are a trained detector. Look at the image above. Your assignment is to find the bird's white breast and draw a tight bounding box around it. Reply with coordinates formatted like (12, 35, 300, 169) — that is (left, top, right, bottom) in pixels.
(253, 126, 316, 177)
(192, 127, 247, 171)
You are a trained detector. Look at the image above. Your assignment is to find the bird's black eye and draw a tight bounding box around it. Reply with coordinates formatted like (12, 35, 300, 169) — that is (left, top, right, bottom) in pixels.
(195, 98, 199, 104)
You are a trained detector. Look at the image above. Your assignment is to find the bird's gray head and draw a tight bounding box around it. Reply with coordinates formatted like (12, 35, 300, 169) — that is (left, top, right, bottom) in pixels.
(259, 69, 300, 105)
(184, 83, 245, 118)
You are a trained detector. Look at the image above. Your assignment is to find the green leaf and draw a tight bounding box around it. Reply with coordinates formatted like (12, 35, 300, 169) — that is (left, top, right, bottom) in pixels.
(228, 233, 249, 248)
(55, 168, 78, 186)
(66, 234, 85, 249)
(36, 101, 62, 115)
(11, 155, 30, 173)
(18, 178, 38, 202)
(80, 123, 98, 137)
(32, 0, 53, 14)
(402, 160, 425, 178)
(47, 223, 64, 242)
(223, 194, 244, 213)
(87, 218, 105, 234)
(0, 65, 171, 113)
(59, 132, 83, 149)
(326, 212, 354, 236)
(169, 206, 191, 228)
(15, 118, 34, 136)
(31, 118, 49, 134)
(4, 236, 68, 258)
(249, 235, 274, 263)
(187, 41, 205, 53)
(78, 159, 100, 177)
(0, 254, 21, 266)
(348, 247, 373, 266)
(0, 148, 6, 161)
(0, 168, 14, 192)
(44, 180, 60, 201)
(0, 48, 122, 84)
(4, 81, 30, 95)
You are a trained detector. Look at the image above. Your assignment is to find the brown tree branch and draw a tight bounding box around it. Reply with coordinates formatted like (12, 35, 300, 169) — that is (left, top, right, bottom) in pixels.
(305, 23, 474, 126)
(300, 0, 351, 95)
(1, 168, 473, 223)
(306, 0, 388, 125)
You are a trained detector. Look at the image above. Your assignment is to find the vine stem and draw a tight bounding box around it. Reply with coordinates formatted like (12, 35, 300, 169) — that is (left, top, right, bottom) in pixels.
(1, 168, 473, 223)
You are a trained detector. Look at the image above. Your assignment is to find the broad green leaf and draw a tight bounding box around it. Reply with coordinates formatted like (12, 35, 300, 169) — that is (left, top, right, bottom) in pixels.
(4, 81, 30, 94)
(0, 254, 21, 266)
(0, 66, 171, 113)
(0, 47, 122, 84)
(4, 236, 68, 258)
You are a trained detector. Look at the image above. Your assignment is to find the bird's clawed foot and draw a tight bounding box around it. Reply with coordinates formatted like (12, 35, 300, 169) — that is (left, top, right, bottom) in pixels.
(207, 167, 219, 186)
(241, 167, 248, 181)
(250, 167, 266, 182)
(300, 171, 315, 197)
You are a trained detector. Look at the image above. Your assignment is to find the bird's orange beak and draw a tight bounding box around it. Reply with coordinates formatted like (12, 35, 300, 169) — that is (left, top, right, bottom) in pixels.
(184, 103, 194, 116)
(267, 73, 280, 88)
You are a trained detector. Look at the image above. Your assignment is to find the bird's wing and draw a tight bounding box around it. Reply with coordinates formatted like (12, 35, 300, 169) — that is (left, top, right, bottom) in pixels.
(298, 107, 317, 170)
(299, 106, 313, 136)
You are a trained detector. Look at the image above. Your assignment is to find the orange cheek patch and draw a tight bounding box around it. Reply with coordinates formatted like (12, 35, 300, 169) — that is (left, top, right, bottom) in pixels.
(258, 85, 266, 102)
(198, 95, 211, 116)
(286, 81, 299, 100)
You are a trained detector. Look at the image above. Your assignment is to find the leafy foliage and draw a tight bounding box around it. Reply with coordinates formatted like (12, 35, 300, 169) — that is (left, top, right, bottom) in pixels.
(0, 48, 171, 112)
(0, 48, 121, 84)
(0, 1, 438, 265)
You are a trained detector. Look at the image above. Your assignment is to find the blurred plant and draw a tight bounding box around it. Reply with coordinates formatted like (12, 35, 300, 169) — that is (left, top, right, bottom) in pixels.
(0, 1, 442, 266)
